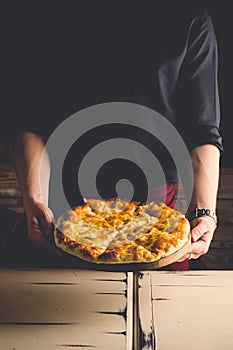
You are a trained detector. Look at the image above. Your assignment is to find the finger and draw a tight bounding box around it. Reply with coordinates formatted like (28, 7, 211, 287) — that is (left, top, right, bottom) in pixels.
(28, 224, 57, 252)
(178, 241, 210, 262)
(28, 223, 47, 248)
(177, 251, 200, 262)
(191, 240, 210, 257)
(191, 222, 208, 242)
(46, 207, 55, 223)
(175, 238, 192, 262)
(37, 211, 53, 236)
(45, 225, 60, 252)
(44, 209, 55, 237)
(26, 212, 56, 253)
(28, 213, 49, 242)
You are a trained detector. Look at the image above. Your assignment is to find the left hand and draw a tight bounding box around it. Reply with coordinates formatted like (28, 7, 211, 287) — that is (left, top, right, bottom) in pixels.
(178, 216, 216, 262)
(24, 200, 60, 255)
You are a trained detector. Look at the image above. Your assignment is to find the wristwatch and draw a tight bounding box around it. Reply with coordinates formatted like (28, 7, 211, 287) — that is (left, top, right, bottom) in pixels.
(187, 208, 217, 225)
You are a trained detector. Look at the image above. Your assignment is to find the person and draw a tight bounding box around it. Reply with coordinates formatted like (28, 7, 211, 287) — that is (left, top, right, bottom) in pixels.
(10, 2, 222, 269)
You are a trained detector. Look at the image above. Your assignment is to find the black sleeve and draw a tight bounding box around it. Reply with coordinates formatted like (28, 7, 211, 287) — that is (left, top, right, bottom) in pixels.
(176, 9, 223, 153)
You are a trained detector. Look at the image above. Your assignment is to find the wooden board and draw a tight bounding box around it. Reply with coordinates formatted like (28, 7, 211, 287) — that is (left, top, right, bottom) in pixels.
(201, 248, 233, 270)
(151, 271, 233, 350)
(0, 269, 128, 350)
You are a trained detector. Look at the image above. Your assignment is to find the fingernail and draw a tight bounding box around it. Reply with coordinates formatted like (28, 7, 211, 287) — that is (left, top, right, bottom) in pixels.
(192, 233, 198, 241)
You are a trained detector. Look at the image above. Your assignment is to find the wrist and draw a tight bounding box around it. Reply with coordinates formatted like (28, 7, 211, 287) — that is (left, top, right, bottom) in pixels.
(187, 208, 217, 226)
(23, 193, 44, 211)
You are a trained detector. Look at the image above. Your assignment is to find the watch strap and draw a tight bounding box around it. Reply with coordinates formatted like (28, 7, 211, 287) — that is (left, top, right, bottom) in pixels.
(187, 208, 217, 225)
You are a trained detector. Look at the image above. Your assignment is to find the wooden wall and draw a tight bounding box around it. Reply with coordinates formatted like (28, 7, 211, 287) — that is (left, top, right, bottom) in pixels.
(0, 163, 233, 269)
(0, 163, 23, 213)
(175, 168, 233, 269)
(202, 168, 233, 269)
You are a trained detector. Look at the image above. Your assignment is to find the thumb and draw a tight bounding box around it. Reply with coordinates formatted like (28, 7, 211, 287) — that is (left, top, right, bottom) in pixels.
(38, 209, 54, 236)
(191, 221, 207, 242)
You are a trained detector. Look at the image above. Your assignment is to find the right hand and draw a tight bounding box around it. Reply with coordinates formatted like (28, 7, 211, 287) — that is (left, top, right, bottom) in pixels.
(24, 200, 58, 253)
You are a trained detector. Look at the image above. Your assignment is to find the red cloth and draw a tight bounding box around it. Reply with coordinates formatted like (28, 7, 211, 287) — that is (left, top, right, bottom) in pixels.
(148, 183, 189, 271)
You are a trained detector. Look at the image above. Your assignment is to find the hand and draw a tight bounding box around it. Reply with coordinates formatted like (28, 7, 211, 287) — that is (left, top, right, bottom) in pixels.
(25, 200, 58, 253)
(178, 216, 216, 262)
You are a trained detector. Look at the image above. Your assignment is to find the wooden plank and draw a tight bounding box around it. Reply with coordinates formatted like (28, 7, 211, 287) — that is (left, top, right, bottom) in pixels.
(204, 223, 233, 270)
(150, 271, 233, 350)
(220, 168, 233, 175)
(202, 249, 233, 270)
(0, 163, 17, 180)
(0, 163, 232, 188)
(218, 174, 233, 199)
(0, 198, 23, 213)
(217, 200, 233, 224)
(0, 180, 21, 197)
(138, 272, 155, 350)
(210, 224, 233, 249)
(0, 196, 23, 204)
(0, 198, 24, 212)
(126, 272, 133, 350)
(0, 269, 127, 350)
(0, 204, 24, 213)
(0, 163, 22, 211)
(150, 270, 233, 287)
(1, 163, 233, 204)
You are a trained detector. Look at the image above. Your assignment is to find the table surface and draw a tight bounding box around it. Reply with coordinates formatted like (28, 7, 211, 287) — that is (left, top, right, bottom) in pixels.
(0, 268, 128, 350)
(0, 269, 233, 350)
(143, 270, 233, 350)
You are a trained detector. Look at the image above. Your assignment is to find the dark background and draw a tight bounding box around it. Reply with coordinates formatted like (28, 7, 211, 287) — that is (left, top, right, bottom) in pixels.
(1, 1, 232, 167)
(204, 1, 233, 167)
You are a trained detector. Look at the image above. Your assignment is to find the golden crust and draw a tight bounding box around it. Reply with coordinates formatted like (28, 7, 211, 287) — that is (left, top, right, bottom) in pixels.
(54, 228, 105, 262)
(54, 198, 190, 264)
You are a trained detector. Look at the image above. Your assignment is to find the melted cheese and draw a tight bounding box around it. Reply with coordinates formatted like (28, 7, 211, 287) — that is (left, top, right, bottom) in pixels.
(58, 220, 117, 250)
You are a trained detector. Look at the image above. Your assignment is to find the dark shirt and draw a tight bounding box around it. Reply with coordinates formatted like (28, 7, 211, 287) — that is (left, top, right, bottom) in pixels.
(2, 2, 223, 200)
